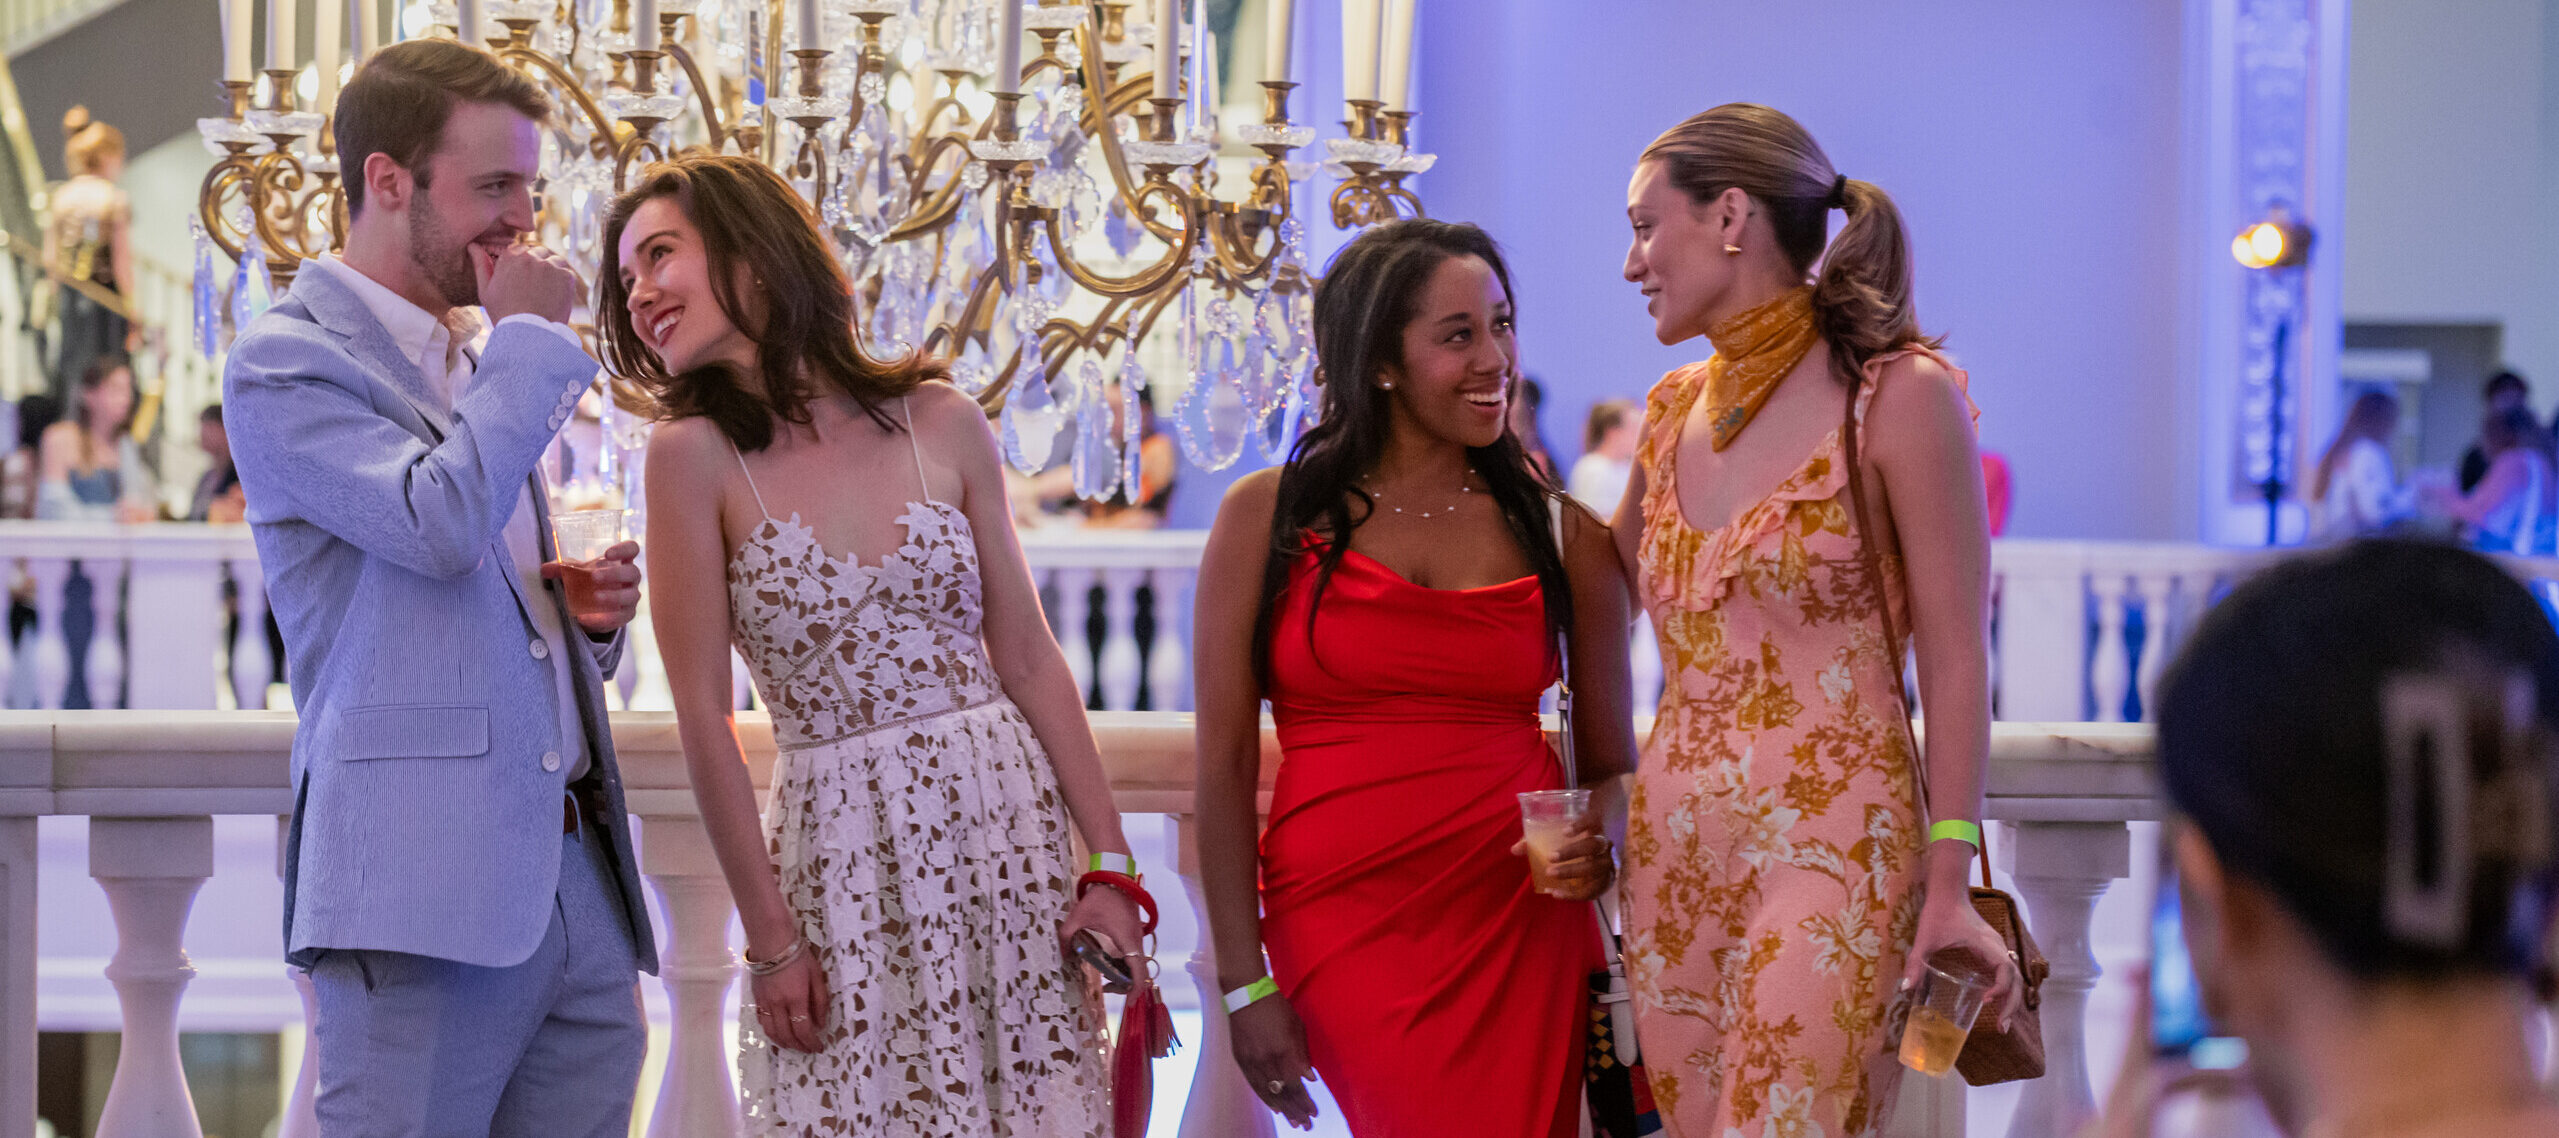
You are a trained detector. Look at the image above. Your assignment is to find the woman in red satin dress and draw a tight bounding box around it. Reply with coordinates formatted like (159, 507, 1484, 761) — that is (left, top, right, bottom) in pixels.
(1193, 219, 1640, 1136)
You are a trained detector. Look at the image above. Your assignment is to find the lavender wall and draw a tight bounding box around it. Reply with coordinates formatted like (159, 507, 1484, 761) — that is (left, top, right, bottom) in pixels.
(1403, 0, 2199, 539)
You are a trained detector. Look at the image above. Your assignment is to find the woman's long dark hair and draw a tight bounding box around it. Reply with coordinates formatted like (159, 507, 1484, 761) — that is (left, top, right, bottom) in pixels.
(596, 152, 943, 450)
(1252, 219, 1571, 685)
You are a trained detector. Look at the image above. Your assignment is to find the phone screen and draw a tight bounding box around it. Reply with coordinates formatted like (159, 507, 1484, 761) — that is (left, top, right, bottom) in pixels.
(2150, 852, 2248, 1068)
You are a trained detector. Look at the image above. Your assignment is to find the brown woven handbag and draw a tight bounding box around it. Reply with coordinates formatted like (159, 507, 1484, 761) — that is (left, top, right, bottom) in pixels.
(1839, 368, 2050, 1086)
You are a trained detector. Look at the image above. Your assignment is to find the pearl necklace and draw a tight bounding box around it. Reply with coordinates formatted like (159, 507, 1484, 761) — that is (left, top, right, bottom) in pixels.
(1364, 470, 1476, 520)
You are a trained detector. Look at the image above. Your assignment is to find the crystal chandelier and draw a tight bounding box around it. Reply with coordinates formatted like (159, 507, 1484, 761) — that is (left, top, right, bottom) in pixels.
(193, 0, 1433, 499)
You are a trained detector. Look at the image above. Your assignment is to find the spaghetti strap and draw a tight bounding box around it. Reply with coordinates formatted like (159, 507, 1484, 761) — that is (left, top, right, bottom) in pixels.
(728, 439, 773, 519)
(899, 395, 932, 504)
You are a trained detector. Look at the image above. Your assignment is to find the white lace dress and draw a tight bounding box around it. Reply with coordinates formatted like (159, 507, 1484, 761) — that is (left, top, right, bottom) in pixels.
(724, 411, 1107, 1136)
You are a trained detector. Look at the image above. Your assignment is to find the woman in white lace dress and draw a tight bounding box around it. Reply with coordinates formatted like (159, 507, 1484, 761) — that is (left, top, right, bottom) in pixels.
(601, 153, 1144, 1135)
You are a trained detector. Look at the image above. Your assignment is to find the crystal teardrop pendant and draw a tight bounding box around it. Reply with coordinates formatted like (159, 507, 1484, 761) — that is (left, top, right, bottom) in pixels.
(1071, 359, 1121, 502)
(999, 353, 1065, 474)
(190, 218, 221, 359)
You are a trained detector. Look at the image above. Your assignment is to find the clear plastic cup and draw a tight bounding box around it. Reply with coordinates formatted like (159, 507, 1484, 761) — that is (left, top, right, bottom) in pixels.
(1517, 789, 1591, 896)
(551, 508, 627, 562)
(549, 508, 627, 612)
(1897, 959, 1993, 1077)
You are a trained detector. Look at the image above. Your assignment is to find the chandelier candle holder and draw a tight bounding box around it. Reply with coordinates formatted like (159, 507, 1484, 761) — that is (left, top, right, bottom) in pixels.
(198, 0, 1434, 496)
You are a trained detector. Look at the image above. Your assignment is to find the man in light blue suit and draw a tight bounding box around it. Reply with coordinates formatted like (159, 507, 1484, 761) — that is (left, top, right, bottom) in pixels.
(224, 39, 660, 1136)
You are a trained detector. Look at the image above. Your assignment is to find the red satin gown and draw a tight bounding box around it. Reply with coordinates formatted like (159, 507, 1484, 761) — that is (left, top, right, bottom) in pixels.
(1260, 543, 1600, 1138)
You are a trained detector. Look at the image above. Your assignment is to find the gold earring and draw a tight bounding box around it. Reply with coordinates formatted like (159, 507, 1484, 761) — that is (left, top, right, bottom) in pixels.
(1723, 243, 1742, 256)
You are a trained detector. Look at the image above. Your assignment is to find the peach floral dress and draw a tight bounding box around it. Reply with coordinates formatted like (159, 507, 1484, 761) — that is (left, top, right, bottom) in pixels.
(1623, 349, 1972, 1137)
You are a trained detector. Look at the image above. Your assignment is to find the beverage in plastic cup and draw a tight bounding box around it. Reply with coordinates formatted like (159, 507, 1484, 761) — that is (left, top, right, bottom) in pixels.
(552, 508, 627, 562)
(550, 508, 627, 612)
(1898, 959, 1992, 1077)
(1517, 789, 1590, 896)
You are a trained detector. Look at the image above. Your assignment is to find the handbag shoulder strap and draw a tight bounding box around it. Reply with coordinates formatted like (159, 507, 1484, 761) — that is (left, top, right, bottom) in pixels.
(1839, 369, 1997, 889)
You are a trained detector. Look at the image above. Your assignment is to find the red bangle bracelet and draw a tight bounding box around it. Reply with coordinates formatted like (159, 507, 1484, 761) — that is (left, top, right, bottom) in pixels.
(1075, 869, 1159, 936)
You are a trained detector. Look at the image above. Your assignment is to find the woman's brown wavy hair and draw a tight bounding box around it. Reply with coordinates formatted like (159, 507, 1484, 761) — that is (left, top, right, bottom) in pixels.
(1641, 103, 1942, 386)
(596, 151, 943, 449)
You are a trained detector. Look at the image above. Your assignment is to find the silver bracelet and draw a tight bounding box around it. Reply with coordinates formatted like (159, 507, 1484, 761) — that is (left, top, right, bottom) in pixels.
(743, 935, 807, 977)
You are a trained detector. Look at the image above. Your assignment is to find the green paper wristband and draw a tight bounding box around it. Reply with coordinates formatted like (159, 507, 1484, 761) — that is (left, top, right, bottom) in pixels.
(1222, 975, 1280, 1014)
(1929, 819, 1983, 849)
(1089, 851, 1139, 878)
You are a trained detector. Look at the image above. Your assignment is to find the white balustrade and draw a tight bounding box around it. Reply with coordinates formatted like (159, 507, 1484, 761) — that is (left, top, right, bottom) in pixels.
(24, 522, 2559, 725)
(1, 523, 261, 712)
(0, 710, 2161, 1138)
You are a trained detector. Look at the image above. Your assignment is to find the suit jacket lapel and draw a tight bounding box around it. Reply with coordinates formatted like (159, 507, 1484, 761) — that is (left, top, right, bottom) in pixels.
(289, 262, 452, 441)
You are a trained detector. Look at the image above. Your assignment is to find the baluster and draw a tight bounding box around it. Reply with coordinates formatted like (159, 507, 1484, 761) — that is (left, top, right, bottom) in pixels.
(83, 558, 128, 710)
(2087, 576, 2132, 723)
(0, 815, 35, 1138)
(124, 549, 224, 710)
(639, 816, 744, 1137)
(1171, 813, 1277, 1138)
(1148, 567, 1193, 711)
(1097, 568, 1144, 712)
(1991, 550, 2089, 721)
(2132, 574, 2176, 720)
(1054, 567, 1097, 705)
(230, 562, 273, 710)
(90, 815, 215, 1138)
(275, 818, 318, 1138)
(1630, 612, 1662, 720)
(25, 559, 70, 710)
(2000, 820, 2131, 1138)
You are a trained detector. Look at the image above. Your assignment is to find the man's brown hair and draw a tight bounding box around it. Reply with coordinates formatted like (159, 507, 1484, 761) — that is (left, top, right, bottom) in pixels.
(333, 38, 550, 217)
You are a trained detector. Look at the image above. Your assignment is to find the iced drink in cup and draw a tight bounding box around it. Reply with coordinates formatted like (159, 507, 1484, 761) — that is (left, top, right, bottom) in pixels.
(1897, 958, 1993, 1077)
(549, 508, 627, 613)
(1517, 789, 1590, 896)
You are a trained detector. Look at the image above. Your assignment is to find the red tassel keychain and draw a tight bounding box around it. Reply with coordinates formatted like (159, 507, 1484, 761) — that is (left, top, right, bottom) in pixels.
(1078, 869, 1180, 1138)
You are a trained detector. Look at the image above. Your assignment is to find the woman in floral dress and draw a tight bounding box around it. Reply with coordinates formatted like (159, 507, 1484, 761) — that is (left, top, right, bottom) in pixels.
(1607, 105, 2023, 1136)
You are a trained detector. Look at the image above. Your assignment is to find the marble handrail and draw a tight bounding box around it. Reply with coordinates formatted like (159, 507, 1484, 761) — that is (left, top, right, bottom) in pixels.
(0, 711, 2155, 1138)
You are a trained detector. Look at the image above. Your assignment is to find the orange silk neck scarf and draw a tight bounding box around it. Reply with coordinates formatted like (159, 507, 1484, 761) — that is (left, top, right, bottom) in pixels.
(1702, 286, 1819, 451)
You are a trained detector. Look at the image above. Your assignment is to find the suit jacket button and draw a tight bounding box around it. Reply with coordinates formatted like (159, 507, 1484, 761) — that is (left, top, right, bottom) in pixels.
(541, 751, 562, 772)
(530, 639, 550, 660)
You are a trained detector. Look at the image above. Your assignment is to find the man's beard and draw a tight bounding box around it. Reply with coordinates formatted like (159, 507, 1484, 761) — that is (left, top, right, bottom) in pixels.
(408, 193, 484, 309)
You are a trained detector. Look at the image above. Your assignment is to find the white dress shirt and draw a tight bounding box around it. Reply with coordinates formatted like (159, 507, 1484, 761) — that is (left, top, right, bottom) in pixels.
(304, 254, 595, 780)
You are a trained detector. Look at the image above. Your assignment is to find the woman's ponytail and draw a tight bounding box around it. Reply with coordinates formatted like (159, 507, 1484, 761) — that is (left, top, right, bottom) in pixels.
(1812, 178, 1934, 387)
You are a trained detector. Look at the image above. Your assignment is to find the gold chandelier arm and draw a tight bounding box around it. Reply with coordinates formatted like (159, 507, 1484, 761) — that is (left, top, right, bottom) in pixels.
(882, 133, 980, 243)
(1036, 179, 1197, 299)
(502, 46, 626, 162)
(1075, 23, 1185, 246)
(662, 41, 727, 143)
(1204, 203, 1281, 284)
(248, 149, 318, 261)
(197, 149, 259, 262)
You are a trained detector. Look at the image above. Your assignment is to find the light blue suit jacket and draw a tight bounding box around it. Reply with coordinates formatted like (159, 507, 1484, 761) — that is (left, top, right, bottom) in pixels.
(225, 264, 658, 973)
